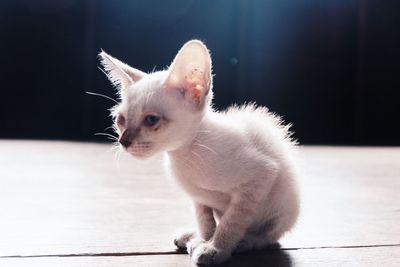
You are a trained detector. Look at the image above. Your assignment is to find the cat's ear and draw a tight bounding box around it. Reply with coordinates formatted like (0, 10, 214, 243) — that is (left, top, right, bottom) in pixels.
(165, 40, 212, 105)
(98, 50, 146, 97)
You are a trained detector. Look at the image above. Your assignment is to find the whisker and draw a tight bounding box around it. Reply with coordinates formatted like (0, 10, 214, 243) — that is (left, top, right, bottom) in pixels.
(174, 155, 193, 173)
(104, 126, 116, 132)
(110, 144, 120, 152)
(94, 132, 118, 141)
(116, 146, 122, 169)
(110, 142, 122, 169)
(185, 156, 206, 177)
(192, 142, 218, 155)
(174, 153, 205, 177)
(86, 91, 119, 104)
(97, 65, 109, 77)
(190, 150, 206, 166)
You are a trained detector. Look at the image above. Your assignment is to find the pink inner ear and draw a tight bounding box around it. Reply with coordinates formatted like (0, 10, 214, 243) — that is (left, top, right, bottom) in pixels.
(165, 41, 212, 103)
(188, 82, 204, 103)
(183, 64, 208, 103)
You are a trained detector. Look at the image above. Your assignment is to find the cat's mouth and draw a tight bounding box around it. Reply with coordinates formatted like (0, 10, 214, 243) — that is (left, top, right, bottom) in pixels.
(125, 141, 154, 158)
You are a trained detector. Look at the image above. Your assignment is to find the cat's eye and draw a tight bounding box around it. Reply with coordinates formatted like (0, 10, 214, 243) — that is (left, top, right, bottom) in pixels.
(116, 114, 126, 126)
(144, 115, 160, 127)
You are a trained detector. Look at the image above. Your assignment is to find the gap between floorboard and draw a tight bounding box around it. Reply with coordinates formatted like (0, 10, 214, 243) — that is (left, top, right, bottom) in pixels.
(1, 244, 399, 259)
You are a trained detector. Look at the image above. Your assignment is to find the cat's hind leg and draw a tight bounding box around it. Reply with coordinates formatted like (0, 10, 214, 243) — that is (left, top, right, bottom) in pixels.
(234, 233, 277, 253)
(235, 211, 298, 253)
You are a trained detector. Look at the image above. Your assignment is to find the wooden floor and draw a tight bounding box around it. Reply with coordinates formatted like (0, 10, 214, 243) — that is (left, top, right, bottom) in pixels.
(0, 140, 399, 266)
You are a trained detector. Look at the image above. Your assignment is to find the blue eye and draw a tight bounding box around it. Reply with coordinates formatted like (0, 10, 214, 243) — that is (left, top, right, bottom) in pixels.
(144, 115, 160, 126)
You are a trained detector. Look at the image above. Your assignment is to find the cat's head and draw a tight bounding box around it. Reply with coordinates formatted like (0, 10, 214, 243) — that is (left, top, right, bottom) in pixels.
(99, 40, 213, 158)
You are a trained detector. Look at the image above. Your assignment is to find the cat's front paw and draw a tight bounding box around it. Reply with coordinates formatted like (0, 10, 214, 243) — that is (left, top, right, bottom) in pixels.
(174, 229, 196, 250)
(186, 237, 205, 256)
(191, 242, 231, 265)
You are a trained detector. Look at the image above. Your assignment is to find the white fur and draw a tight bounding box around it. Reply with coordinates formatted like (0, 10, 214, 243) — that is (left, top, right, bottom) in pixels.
(99, 40, 300, 265)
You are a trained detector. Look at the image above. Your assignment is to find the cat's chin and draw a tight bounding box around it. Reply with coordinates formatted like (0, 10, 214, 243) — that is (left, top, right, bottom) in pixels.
(127, 150, 155, 159)
(123, 142, 157, 159)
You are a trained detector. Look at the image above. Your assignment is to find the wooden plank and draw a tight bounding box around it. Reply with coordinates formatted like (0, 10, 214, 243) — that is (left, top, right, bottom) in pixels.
(0, 141, 399, 256)
(0, 140, 193, 256)
(0, 246, 399, 267)
(282, 146, 400, 248)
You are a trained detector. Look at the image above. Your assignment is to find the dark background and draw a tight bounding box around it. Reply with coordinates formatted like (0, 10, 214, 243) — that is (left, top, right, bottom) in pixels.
(1, 0, 399, 145)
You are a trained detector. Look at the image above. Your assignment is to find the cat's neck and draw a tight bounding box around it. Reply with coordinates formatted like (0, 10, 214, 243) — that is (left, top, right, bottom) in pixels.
(167, 108, 216, 158)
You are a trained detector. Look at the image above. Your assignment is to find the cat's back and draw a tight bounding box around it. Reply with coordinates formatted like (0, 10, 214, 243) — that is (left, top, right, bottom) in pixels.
(221, 104, 295, 151)
(198, 103, 296, 167)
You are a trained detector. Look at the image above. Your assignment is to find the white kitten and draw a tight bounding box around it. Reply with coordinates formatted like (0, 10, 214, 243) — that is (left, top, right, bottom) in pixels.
(99, 40, 300, 265)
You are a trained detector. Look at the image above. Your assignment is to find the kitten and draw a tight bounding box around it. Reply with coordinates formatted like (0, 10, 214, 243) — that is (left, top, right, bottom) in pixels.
(99, 40, 300, 265)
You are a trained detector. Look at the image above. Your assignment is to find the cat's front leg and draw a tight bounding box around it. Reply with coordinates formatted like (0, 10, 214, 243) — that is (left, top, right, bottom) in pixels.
(191, 190, 267, 265)
(174, 229, 195, 250)
(194, 203, 216, 240)
(175, 202, 216, 251)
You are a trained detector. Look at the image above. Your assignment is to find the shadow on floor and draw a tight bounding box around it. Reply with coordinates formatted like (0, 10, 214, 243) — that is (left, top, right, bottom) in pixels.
(219, 246, 292, 267)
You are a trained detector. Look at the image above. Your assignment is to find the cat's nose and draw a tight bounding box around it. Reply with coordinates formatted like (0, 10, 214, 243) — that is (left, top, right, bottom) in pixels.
(119, 139, 132, 148)
(119, 128, 139, 148)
